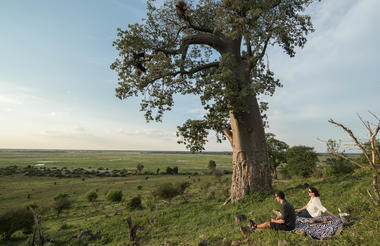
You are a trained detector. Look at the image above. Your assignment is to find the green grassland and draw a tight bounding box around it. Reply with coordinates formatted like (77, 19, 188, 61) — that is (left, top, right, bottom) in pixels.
(0, 151, 378, 245)
(0, 150, 233, 173)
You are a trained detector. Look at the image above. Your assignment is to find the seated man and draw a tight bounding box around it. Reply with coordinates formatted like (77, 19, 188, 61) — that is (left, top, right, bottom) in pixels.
(250, 191, 296, 231)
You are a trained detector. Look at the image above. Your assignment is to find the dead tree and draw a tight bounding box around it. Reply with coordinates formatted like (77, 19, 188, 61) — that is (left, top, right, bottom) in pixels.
(329, 112, 380, 205)
(29, 207, 44, 246)
(126, 216, 144, 246)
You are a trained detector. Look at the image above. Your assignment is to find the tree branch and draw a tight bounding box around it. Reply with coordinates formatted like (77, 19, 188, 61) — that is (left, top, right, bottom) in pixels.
(222, 128, 233, 146)
(147, 61, 220, 84)
(185, 18, 214, 34)
(328, 119, 373, 166)
(176, 0, 215, 34)
(329, 150, 365, 169)
(358, 114, 372, 132)
(369, 110, 380, 122)
(181, 33, 225, 52)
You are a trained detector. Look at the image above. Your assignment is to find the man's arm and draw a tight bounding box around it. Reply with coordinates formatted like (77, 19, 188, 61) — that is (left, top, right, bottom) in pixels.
(271, 218, 285, 224)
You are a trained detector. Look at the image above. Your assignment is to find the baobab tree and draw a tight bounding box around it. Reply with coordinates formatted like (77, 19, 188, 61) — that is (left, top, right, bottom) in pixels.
(111, 0, 316, 203)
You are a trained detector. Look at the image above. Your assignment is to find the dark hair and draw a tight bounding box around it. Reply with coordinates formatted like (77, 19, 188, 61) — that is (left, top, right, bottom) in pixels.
(275, 191, 285, 200)
(309, 187, 320, 197)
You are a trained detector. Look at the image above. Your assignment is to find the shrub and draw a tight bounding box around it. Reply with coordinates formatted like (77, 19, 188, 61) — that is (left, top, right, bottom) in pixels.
(166, 167, 173, 174)
(85, 191, 98, 203)
(137, 185, 143, 190)
(213, 169, 223, 179)
(323, 156, 354, 177)
(208, 160, 216, 170)
(127, 196, 143, 210)
(166, 166, 179, 175)
(152, 182, 190, 201)
(172, 166, 179, 174)
(286, 145, 318, 178)
(137, 163, 144, 174)
(0, 208, 34, 239)
(52, 193, 71, 216)
(106, 190, 123, 202)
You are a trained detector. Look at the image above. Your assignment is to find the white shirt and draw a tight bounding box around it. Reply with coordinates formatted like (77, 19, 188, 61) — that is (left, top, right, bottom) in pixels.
(306, 197, 327, 217)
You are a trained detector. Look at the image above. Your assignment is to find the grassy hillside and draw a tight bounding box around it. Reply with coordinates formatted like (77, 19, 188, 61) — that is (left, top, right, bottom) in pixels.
(1, 167, 379, 245)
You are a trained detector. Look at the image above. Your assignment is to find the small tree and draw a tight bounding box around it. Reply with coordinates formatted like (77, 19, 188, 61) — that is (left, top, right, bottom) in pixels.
(85, 191, 98, 209)
(106, 190, 123, 202)
(152, 182, 190, 202)
(324, 139, 354, 177)
(172, 166, 179, 174)
(127, 196, 144, 210)
(266, 133, 289, 179)
(137, 163, 144, 174)
(329, 113, 380, 204)
(208, 160, 216, 170)
(51, 193, 71, 217)
(286, 145, 318, 178)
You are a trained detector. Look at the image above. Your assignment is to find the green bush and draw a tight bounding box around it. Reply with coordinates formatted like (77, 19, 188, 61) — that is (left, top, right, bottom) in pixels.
(127, 196, 143, 210)
(106, 190, 123, 202)
(0, 208, 34, 239)
(152, 182, 190, 201)
(85, 191, 98, 202)
(286, 145, 318, 178)
(323, 156, 354, 177)
(137, 163, 144, 174)
(52, 193, 71, 216)
(208, 160, 216, 170)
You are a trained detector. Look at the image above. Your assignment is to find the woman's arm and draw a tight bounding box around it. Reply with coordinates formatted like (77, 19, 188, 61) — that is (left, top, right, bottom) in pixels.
(325, 210, 338, 218)
(295, 204, 308, 213)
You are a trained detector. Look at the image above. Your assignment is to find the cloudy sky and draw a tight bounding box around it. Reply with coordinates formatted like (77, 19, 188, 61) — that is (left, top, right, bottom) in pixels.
(0, 0, 379, 152)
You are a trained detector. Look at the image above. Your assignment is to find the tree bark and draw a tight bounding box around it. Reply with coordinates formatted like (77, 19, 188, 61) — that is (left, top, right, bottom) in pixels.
(228, 95, 272, 203)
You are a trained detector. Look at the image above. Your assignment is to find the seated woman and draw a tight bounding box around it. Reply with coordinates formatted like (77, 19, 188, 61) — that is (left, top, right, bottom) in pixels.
(295, 187, 337, 218)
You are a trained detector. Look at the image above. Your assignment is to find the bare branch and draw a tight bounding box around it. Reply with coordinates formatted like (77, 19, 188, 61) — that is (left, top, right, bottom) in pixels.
(329, 150, 365, 169)
(369, 111, 380, 122)
(372, 123, 380, 138)
(328, 119, 373, 165)
(358, 114, 372, 132)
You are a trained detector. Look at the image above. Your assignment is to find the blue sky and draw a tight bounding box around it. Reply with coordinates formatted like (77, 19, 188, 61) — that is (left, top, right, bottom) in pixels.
(0, 0, 379, 152)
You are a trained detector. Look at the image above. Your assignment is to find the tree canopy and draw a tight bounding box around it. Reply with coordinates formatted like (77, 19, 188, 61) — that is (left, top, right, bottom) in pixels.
(111, 0, 316, 152)
(286, 145, 318, 178)
(266, 133, 289, 178)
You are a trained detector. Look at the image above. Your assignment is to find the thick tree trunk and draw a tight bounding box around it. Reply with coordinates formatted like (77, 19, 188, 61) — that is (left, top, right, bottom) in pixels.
(228, 95, 272, 203)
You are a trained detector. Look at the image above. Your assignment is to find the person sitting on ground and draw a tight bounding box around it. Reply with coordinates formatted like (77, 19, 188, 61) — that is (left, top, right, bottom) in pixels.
(295, 186, 337, 218)
(250, 190, 296, 231)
